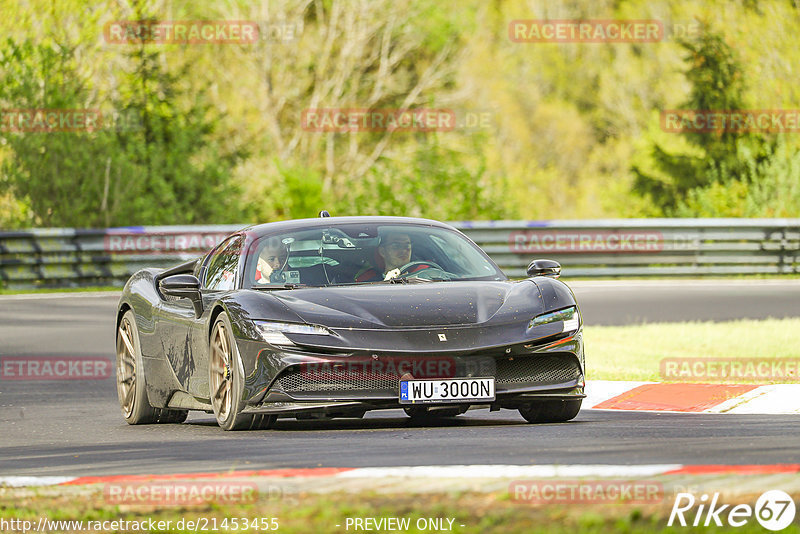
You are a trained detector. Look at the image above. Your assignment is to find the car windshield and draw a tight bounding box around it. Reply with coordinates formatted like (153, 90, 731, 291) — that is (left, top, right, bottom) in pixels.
(246, 223, 506, 287)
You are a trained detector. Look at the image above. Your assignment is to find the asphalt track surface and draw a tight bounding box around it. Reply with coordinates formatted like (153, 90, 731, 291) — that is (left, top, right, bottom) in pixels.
(1, 280, 799, 476)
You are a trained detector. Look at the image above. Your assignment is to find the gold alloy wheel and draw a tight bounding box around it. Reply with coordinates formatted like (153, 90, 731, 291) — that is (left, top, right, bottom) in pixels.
(210, 321, 233, 421)
(116, 316, 137, 418)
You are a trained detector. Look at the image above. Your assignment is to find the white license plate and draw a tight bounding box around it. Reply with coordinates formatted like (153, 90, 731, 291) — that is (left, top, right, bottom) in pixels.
(399, 378, 495, 404)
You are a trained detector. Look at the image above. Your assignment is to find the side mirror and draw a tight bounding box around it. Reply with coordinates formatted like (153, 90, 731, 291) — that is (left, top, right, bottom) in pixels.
(527, 259, 561, 279)
(160, 274, 203, 316)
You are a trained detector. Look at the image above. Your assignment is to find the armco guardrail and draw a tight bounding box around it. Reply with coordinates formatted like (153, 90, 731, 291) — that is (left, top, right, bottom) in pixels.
(0, 225, 242, 289)
(0, 219, 798, 288)
(460, 219, 800, 277)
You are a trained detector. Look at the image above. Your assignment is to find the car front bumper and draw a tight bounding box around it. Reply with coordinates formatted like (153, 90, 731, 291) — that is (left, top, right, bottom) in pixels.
(238, 330, 585, 416)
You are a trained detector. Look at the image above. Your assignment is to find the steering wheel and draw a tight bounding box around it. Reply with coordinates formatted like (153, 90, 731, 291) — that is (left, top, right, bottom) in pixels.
(397, 260, 444, 276)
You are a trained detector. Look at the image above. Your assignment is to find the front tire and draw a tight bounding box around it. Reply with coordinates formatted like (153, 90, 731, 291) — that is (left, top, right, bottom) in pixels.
(116, 310, 188, 424)
(518, 399, 581, 423)
(209, 312, 275, 431)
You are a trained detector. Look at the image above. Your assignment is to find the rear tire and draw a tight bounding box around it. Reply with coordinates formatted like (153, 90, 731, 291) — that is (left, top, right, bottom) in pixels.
(116, 310, 188, 424)
(209, 312, 276, 431)
(518, 399, 581, 423)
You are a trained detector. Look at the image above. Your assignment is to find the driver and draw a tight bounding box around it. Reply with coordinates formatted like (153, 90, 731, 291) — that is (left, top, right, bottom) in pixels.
(354, 231, 432, 282)
(255, 241, 289, 284)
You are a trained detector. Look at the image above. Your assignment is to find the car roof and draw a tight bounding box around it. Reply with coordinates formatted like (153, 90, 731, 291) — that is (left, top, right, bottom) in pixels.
(240, 216, 460, 239)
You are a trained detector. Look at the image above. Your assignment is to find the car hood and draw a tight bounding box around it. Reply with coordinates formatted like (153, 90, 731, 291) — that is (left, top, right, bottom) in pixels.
(265, 281, 543, 329)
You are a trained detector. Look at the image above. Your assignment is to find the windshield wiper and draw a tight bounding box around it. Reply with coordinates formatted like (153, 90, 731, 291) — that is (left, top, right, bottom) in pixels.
(405, 276, 449, 283)
(250, 283, 305, 290)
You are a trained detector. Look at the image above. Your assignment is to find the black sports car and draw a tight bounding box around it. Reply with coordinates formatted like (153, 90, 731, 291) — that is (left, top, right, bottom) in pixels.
(115, 215, 585, 430)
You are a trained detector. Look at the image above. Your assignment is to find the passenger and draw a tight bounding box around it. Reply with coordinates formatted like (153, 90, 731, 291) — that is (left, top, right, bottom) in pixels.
(255, 241, 288, 284)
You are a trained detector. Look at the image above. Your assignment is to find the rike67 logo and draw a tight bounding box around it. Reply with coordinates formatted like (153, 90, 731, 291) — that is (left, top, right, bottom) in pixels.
(669, 491, 796, 531)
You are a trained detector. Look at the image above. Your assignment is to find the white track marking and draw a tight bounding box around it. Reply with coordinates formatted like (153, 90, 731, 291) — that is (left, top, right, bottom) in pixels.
(0, 465, 685, 487)
(335, 465, 683, 479)
(708, 384, 800, 414)
(0, 476, 76, 487)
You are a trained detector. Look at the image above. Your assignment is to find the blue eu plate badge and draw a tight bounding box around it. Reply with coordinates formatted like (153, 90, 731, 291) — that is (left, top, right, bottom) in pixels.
(400, 381, 408, 400)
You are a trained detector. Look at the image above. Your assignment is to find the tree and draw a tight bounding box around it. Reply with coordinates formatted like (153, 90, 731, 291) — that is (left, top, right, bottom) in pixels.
(632, 26, 770, 213)
(0, 38, 114, 227)
(110, 15, 247, 225)
(0, 27, 246, 227)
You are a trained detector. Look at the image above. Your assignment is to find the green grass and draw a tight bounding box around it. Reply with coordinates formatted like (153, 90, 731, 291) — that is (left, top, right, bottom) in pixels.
(2, 489, 796, 534)
(586, 318, 800, 381)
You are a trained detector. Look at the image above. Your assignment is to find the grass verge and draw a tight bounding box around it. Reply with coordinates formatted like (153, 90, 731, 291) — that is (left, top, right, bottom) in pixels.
(2, 489, 796, 533)
(585, 318, 800, 381)
(0, 286, 120, 295)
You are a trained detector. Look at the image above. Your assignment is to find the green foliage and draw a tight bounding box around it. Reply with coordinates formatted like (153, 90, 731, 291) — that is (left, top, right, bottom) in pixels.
(676, 137, 800, 217)
(632, 24, 772, 213)
(741, 139, 800, 217)
(336, 136, 506, 220)
(277, 164, 325, 220)
(0, 38, 111, 227)
(111, 40, 246, 225)
(0, 34, 245, 227)
(1, 0, 798, 228)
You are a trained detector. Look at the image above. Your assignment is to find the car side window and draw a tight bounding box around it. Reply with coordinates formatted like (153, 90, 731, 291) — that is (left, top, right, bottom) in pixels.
(204, 235, 244, 291)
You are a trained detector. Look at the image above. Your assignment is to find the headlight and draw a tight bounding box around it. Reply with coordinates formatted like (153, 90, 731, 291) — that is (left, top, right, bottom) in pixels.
(254, 321, 333, 346)
(529, 306, 579, 333)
